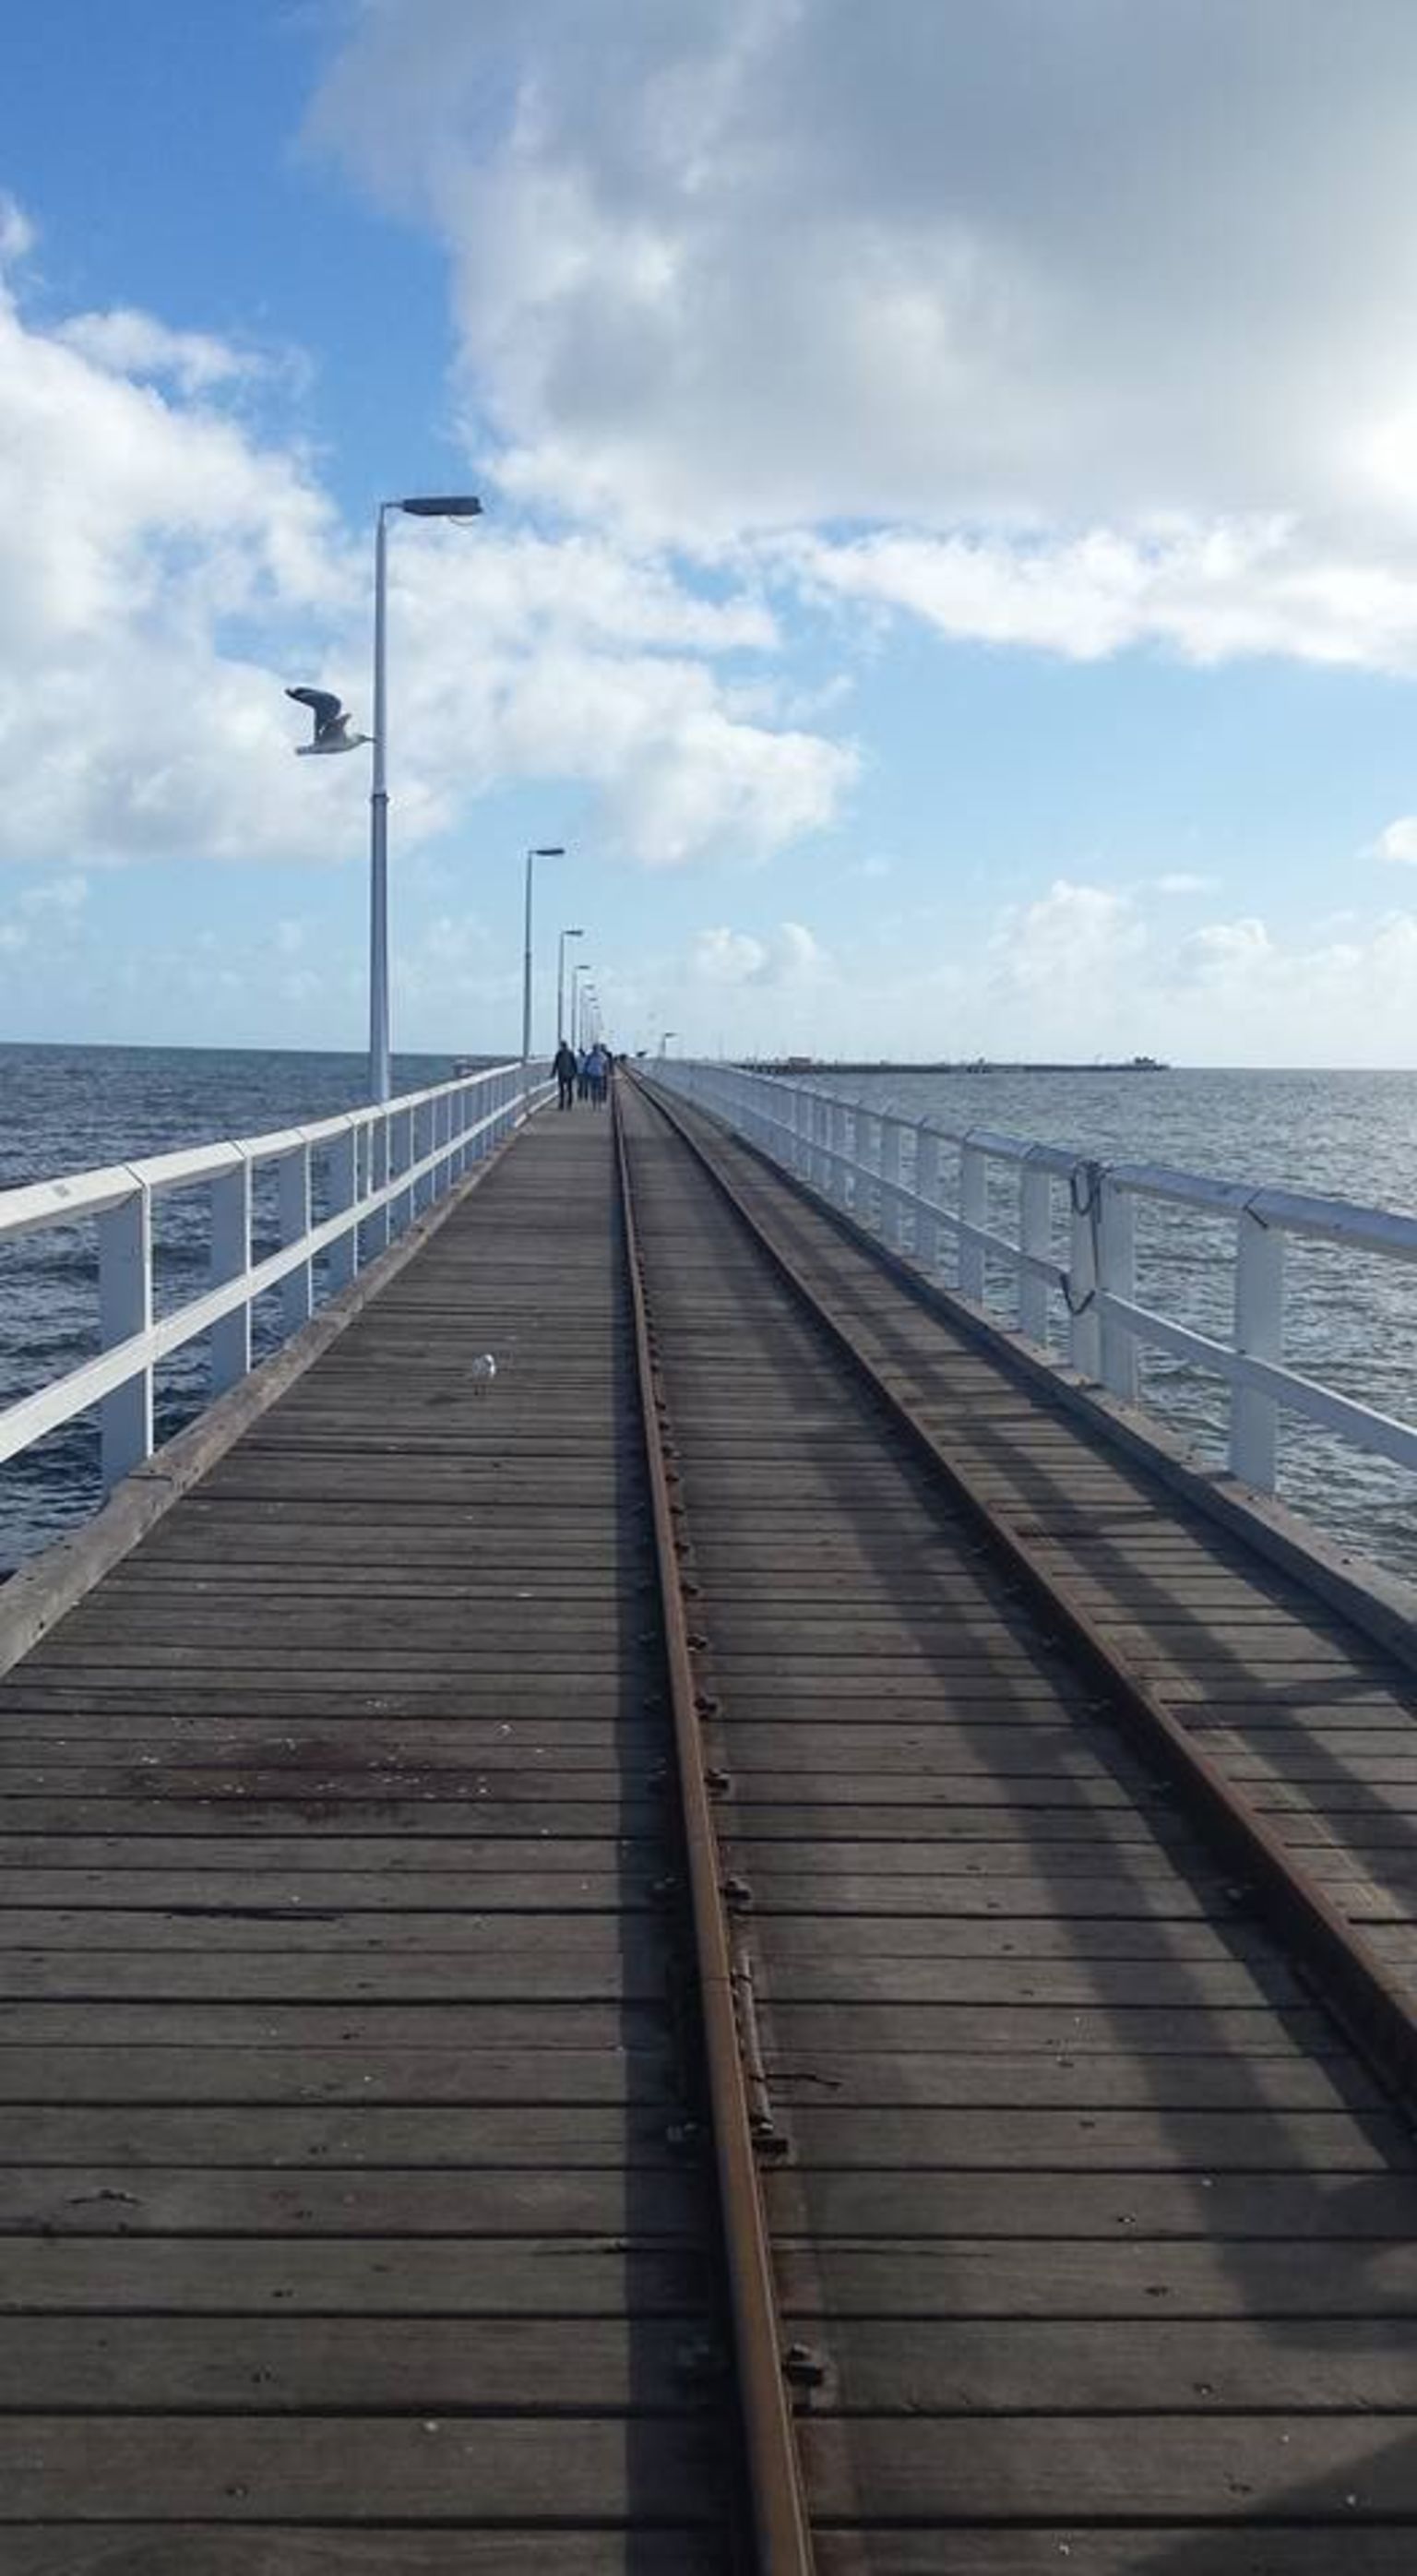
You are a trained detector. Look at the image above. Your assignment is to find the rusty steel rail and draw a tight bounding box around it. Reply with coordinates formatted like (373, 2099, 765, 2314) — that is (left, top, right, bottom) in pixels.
(611, 1083, 816, 2576)
(632, 1071, 1417, 2132)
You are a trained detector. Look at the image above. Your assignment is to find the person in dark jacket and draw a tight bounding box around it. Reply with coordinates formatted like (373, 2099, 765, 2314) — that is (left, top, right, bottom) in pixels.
(554, 1038, 578, 1110)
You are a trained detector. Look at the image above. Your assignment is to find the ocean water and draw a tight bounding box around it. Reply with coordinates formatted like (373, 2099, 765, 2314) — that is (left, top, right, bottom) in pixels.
(0, 1044, 463, 1571)
(1, 1047, 1415, 1584)
(816, 1067, 1417, 1582)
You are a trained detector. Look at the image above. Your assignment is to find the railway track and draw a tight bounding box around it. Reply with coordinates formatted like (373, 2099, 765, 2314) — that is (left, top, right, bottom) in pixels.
(613, 1069, 1417, 2573)
(3, 1086, 1417, 2566)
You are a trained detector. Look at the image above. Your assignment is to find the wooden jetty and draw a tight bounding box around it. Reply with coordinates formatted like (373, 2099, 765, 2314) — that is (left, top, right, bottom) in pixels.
(0, 1078, 1415, 2570)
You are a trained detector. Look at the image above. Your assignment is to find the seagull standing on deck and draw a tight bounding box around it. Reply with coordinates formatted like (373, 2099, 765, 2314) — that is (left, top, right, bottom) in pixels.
(286, 686, 373, 756)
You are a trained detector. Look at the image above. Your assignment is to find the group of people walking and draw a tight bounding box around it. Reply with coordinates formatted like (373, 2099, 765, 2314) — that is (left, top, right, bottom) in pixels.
(554, 1037, 611, 1110)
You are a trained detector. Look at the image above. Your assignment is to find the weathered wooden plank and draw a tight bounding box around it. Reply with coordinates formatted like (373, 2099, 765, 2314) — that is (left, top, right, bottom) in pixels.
(0, 2538, 729, 2576)
(749, 1955, 1303, 2009)
(785, 2104, 1405, 2169)
(810, 2540, 1417, 2576)
(0, 2165, 704, 2236)
(0, 2237, 710, 2311)
(763, 1999, 1335, 2052)
(799, 2412, 1417, 2520)
(0, 2415, 728, 2522)
(0, 2000, 673, 2049)
(0, 2312, 710, 2407)
(766, 2167, 1417, 2238)
(0, 1942, 673, 2001)
(0, 2045, 676, 2103)
(0, 1870, 657, 1909)
(0, 2104, 680, 2166)
(766, 2050, 1377, 2109)
(815, 2314, 1417, 2413)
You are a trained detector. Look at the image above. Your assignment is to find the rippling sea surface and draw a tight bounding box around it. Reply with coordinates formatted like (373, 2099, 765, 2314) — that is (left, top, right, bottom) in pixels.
(812, 1067, 1417, 1584)
(0, 1043, 460, 1571)
(1, 1047, 1415, 1583)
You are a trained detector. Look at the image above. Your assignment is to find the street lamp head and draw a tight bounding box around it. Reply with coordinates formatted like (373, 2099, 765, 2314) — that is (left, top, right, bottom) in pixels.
(398, 495, 483, 520)
(566, 926, 584, 937)
(533, 845, 566, 857)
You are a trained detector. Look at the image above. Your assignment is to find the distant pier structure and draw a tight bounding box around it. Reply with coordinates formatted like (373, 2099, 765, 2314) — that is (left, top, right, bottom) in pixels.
(748, 1051, 1169, 1074)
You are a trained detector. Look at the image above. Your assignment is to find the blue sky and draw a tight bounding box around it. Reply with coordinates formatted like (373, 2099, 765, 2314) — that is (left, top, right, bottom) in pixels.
(6, 0, 1417, 1062)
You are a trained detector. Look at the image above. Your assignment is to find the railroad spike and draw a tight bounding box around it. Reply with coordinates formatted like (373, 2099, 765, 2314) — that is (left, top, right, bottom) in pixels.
(781, 2342, 827, 2389)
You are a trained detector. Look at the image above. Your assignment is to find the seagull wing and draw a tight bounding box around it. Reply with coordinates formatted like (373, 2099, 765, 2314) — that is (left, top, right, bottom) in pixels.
(286, 686, 344, 732)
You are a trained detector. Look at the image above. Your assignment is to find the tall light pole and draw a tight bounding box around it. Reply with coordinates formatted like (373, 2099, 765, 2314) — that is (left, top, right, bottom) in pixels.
(572, 962, 592, 1050)
(521, 846, 565, 1063)
(557, 927, 584, 1045)
(370, 493, 482, 1103)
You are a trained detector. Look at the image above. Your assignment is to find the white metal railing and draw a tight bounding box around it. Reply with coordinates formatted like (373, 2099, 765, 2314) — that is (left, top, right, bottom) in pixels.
(648, 1060, 1417, 1501)
(0, 1059, 552, 1491)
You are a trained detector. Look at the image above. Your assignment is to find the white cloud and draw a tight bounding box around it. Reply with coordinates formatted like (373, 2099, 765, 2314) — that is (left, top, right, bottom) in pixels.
(309, 3, 1417, 681)
(313, 3, 1417, 541)
(0, 194, 33, 264)
(693, 919, 831, 987)
(785, 520, 1417, 676)
(0, 220, 852, 877)
(1374, 817, 1417, 865)
(1153, 872, 1218, 897)
(990, 879, 1146, 999)
(18, 874, 88, 913)
(56, 309, 258, 395)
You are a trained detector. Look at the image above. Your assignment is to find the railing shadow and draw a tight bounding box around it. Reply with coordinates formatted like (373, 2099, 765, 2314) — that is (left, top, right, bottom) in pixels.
(651, 1110, 1417, 2548)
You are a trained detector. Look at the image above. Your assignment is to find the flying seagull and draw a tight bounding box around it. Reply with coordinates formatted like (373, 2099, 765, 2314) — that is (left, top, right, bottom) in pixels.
(286, 686, 372, 756)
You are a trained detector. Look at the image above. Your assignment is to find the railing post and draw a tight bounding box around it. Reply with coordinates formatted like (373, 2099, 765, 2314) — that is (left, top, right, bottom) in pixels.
(1068, 1159, 1102, 1379)
(326, 1124, 358, 1294)
(915, 1127, 941, 1274)
(1018, 1155, 1052, 1345)
(411, 1100, 434, 1215)
(813, 1095, 832, 1195)
(880, 1116, 903, 1250)
(830, 1101, 851, 1208)
(1098, 1175, 1138, 1402)
(959, 1135, 987, 1300)
(457, 1083, 474, 1177)
(279, 1139, 313, 1336)
(390, 1106, 412, 1234)
(364, 1110, 390, 1258)
(793, 1087, 811, 1180)
(1232, 1202, 1285, 1489)
(98, 1186, 152, 1487)
(209, 1155, 252, 1394)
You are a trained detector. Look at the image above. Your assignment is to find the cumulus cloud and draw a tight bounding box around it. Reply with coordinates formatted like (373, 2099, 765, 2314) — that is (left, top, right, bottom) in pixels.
(990, 879, 1147, 997)
(1374, 817, 1417, 865)
(0, 193, 33, 263)
(56, 309, 261, 395)
(307, 2, 1417, 684)
(314, 2, 1417, 543)
(692, 919, 831, 986)
(0, 208, 851, 875)
(786, 521, 1417, 675)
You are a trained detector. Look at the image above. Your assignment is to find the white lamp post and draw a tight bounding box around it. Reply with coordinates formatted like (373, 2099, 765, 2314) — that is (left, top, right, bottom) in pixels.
(557, 926, 584, 1045)
(521, 846, 565, 1063)
(369, 493, 482, 1103)
(572, 962, 592, 1050)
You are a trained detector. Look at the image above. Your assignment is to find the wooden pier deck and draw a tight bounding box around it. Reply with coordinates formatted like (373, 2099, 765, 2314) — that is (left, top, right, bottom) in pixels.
(1, 1084, 1416, 2570)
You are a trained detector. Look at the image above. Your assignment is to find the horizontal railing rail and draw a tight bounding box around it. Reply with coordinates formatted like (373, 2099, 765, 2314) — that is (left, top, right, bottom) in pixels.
(0, 1060, 552, 1491)
(647, 1060, 1417, 1502)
